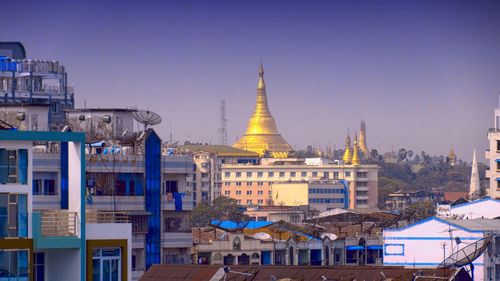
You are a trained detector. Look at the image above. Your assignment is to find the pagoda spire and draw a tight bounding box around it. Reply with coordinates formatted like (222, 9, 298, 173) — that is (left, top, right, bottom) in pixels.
(469, 148, 481, 200)
(343, 131, 352, 164)
(233, 63, 292, 157)
(352, 133, 360, 166)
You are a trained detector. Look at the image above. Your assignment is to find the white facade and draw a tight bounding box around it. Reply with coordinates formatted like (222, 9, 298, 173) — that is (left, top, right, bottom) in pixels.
(437, 198, 500, 219)
(383, 217, 500, 281)
(485, 95, 500, 199)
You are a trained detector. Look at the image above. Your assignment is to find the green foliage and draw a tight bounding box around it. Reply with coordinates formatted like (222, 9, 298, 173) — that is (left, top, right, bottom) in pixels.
(191, 196, 249, 227)
(406, 202, 436, 220)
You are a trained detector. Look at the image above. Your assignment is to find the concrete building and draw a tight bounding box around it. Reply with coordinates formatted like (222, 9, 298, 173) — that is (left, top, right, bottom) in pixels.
(244, 205, 307, 223)
(221, 158, 378, 209)
(272, 181, 348, 211)
(177, 145, 259, 203)
(383, 217, 500, 281)
(436, 198, 500, 219)
(193, 220, 384, 267)
(0, 130, 132, 281)
(485, 95, 500, 199)
(0, 43, 74, 130)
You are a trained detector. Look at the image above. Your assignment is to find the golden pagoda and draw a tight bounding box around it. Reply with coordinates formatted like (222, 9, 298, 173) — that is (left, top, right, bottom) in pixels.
(352, 134, 360, 166)
(343, 133, 352, 164)
(359, 120, 370, 156)
(233, 64, 292, 157)
(448, 148, 457, 166)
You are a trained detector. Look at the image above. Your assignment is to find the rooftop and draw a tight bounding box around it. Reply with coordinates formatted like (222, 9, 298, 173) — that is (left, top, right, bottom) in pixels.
(178, 144, 259, 156)
(444, 219, 500, 231)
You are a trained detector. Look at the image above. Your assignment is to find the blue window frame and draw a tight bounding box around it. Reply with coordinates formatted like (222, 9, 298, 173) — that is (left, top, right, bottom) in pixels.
(0, 149, 28, 184)
(0, 250, 29, 280)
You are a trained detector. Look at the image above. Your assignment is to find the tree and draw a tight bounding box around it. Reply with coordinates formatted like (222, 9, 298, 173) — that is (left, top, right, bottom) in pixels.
(191, 196, 249, 227)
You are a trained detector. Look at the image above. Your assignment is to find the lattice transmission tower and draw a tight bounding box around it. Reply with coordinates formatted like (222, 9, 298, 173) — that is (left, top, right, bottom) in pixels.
(218, 100, 228, 145)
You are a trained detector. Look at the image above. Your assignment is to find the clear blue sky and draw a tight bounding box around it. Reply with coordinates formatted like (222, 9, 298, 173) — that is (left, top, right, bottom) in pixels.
(4, 0, 500, 162)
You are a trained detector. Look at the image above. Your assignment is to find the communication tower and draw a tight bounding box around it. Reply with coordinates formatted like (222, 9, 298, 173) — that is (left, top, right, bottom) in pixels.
(218, 100, 228, 145)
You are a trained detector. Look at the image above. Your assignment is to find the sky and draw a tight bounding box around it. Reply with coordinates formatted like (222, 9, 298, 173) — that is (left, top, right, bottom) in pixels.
(4, 0, 500, 163)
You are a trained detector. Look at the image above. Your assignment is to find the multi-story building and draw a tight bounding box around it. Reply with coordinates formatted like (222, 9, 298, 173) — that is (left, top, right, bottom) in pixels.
(221, 158, 378, 209)
(29, 108, 195, 281)
(177, 145, 259, 203)
(272, 181, 349, 211)
(485, 95, 500, 199)
(0, 129, 132, 281)
(0, 43, 74, 130)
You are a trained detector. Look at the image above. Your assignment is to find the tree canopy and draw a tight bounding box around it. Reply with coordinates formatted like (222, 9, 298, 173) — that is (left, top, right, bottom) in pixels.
(191, 196, 249, 227)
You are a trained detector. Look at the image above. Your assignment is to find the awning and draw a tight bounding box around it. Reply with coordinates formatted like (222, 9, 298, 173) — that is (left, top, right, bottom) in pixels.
(495, 178, 500, 181)
(495, 159, 500, 162)
(346, 246, 364, 250)
(366, 245, 383, 250)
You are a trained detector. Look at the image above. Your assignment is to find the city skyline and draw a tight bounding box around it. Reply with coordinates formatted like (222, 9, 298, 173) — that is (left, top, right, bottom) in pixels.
(4, 0, 500, 162)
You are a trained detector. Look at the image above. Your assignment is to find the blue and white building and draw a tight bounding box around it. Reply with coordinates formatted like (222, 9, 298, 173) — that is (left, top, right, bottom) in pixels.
(383, 217, 500, 281)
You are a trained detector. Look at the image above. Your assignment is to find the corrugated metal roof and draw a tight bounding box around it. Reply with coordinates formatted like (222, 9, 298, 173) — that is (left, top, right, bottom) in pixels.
(139, 265, 459, 281)
(444, 219, 500, 231)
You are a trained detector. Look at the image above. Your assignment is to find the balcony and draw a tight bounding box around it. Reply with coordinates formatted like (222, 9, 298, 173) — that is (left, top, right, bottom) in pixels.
(40, 210, 79, 237)
(85, 210, 130, 223)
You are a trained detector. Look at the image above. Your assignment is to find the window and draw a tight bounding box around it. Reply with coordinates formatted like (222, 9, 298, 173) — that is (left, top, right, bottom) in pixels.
(247, 172, 252, 177)
(312, 172, 318, 177)
(333, 172, 339, 179)
(247, 182, 252, 186)
(246, 199, 252, 204)
(236, 172, 241, 178)
(224, 182, 230, 187)
(236, 182, 242, 186)
(357, 181, 367, 187)
(201, 173, 207, 178)
(0, 250, 29, 280)
(257, 199, 263, 204)
(193, 164, 196, 172)
(33, 179, 42, 195)
(225, 190, 231, 196)
(237, 200, 241, 204)
(0, 193, 28, 238)
(301, 172, 307, 177)
(497, 140, 500, 151)
(279, 172, 285, 178)
(345, 172, 351, 177)
(290, 172, 296, 177)
(164, 181, 178, 193)
(236, 190, 242, 195)
(323, 172, 329, 178)
(257, 182, 263, 187)
(92, 248, 122, 281)
(34, 252, 45, 281)
(257, 190, 263, 195)
(0, 149, 28, 184)
(246, 190, 252, 195)
(497, 161, 500, 170)
(258, 172, 263, 178)
(268, 172, 274, 178)
(268, 190, 272, 195)
(225, 172, 230, 178)
(43, 179, 55, 195)
(164, 211, 191, 232)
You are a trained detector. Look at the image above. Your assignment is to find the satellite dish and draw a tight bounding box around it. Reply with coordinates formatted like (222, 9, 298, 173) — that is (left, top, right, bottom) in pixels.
(320, 233, 337, 241)
(253, 232, 272, 240)
(438, 235, 493, 280)
(132, 110, 162, 131)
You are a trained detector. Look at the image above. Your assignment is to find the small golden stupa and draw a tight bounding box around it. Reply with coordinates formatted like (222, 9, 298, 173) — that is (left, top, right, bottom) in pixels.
(233, 64, 292, 157)
(343, 133, 352, 164)
(352, 134, 360, 166)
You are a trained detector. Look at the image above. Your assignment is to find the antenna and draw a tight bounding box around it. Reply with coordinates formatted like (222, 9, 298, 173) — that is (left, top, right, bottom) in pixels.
(132, 109, 162, 131)
(218, 100, 228, 145)
(438, 235, 493, 281)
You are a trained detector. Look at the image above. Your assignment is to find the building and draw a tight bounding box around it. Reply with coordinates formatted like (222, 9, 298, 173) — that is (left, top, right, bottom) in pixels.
(383, 217, 500, 281)
(244, 205, 307, 223)
(233, 64, 292, 157)
(176, 145, 259, 203)
(384, 190, 444, 211)
(222, 159, 378, 209)
(485, 95, 500, 199)
(0, 130, 132, 281)
(0, 43, 74, 130)
(436, 198, 500, 219)
(28, 107, 194, 281)
(272, 181, 348, 211)
(193, 220, 384, 267)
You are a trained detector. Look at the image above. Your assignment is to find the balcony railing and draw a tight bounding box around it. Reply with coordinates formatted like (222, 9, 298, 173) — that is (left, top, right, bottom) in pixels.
(41, 210, 78, 237)
(85, 210, 130, 223)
